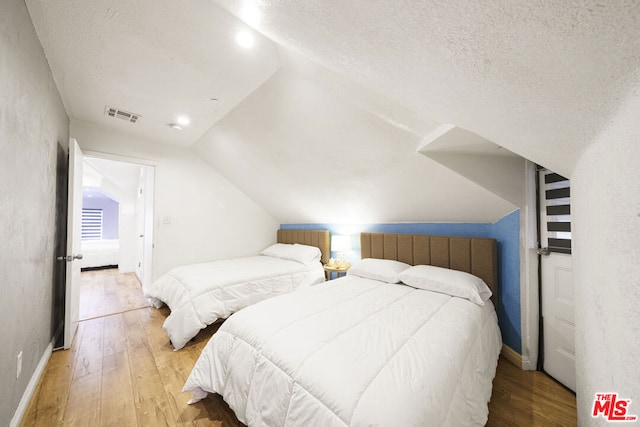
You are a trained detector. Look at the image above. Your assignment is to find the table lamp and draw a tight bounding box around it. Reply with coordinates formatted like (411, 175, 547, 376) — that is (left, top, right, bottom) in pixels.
(331, 235, 352, 267)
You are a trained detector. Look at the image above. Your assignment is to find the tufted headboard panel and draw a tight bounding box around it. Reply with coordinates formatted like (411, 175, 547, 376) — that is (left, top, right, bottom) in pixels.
(277, 229, 331, 265)
(360, 232, 498, 305)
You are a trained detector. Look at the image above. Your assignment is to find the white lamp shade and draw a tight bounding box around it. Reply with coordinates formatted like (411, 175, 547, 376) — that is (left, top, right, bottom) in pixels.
(331, 235, 352, 252)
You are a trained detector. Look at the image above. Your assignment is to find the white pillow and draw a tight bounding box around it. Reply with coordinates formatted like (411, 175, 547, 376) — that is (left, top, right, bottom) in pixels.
(287, 243, 322, 265)
(398, 264, 492, 306)
(347, 258, 411, 283)
(260, 243, 292, 259)
(260, 243, 321, 266)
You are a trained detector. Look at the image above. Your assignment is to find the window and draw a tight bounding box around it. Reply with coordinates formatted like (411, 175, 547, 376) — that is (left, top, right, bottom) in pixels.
(82, 208, 103, 240)
(542, 171, 571, 254)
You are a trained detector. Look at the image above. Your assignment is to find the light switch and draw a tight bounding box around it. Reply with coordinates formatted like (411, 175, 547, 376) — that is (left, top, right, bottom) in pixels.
(163, 216, 172, 224)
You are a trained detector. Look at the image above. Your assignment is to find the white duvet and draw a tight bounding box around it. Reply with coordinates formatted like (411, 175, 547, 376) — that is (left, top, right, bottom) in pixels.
(144, 255, 325, 350)
(80, 238, 119, 268)
(183, 275, 502, 426)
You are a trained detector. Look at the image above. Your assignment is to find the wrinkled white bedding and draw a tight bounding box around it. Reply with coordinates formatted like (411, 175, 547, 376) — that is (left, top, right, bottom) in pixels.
(144, 255, 325, 350)
(183, 275, 502, 426)
(80, 239, 119, 268)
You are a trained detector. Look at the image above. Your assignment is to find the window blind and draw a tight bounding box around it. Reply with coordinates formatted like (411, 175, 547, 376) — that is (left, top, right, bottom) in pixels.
(543, 172, 571, 254)
(82, 208, 103, 240)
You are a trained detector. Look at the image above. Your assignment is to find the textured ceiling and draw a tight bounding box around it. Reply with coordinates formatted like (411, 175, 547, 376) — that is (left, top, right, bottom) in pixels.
(24, 0, 640, 224)
(26, 0, 281, 146)
(214, 0, 640, 177)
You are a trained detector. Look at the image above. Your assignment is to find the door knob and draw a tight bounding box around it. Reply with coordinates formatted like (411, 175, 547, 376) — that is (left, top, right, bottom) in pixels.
(537, 247, 550, 256)
(57, 254, 84, 261)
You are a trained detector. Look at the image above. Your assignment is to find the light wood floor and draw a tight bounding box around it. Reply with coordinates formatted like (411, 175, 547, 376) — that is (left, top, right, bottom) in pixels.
(79, 268, 149, 321)
(487, 356, 577, 426)
(22, 270, 577, 426)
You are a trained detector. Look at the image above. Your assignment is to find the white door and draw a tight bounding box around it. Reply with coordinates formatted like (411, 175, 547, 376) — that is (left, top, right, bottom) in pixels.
(134, 165, 154, 288)
(142, 166, 154, 289)
(538, 169, 575, 391)
(63, 138, 83, 349)
(135, 169, 145, 281)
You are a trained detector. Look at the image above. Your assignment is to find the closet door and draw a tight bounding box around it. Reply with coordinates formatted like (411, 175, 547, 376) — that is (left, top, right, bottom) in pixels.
(538, 169, 575, 391)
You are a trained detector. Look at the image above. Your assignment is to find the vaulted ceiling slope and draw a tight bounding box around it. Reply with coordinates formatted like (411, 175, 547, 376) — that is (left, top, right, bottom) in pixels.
(193, 48, 516, 224)
(214, 0, 640, 177)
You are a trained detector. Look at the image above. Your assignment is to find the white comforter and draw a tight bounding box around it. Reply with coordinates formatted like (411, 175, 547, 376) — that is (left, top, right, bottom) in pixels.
(144, 255, 325, 350)
(183, 275, 502, 426)
(80, 239, 119, 268)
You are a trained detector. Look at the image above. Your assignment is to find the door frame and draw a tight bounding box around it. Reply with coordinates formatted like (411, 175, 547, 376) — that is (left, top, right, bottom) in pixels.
(535, 166, 545, 369)
(52, 141, 69, 349)
(518, 160, 540, 371)
(80, 150, 157, 290)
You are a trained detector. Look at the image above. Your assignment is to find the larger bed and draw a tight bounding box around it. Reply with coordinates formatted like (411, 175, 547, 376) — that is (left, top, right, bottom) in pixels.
(183, 233, 503, 426)
(144, 229, 330, 350)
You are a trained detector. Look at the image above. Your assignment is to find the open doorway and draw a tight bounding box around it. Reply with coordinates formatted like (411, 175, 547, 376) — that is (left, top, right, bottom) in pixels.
(79, 155, 155, 320)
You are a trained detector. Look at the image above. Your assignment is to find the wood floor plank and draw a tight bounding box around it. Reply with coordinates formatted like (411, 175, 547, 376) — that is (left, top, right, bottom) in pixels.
(102, 312, 127, 356)
(73, 317, 104, 379)
(129, 364, 177, 427)
(100, 349, 137, 427)
(487, 356, 577, 426)
(64, 371, 102, 426)
(123, 308, 179, 426)
(156, 355, 205, 426)
(80, 268, 149, 321)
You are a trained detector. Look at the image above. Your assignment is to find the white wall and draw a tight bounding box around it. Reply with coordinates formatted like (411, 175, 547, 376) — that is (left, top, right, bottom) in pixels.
(70, 120, 280, 280)
(0, 0, 70, 424)
(194, 48, 515, 224)
(572, 93, 640, 425)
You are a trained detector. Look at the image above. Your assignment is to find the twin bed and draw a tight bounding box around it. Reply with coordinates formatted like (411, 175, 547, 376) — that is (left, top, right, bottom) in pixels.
(144, 230, 330, 350)
(169, 232, 502, 426)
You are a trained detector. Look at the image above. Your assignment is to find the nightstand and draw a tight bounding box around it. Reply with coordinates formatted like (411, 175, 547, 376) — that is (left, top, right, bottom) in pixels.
(324, 264, 350, 281)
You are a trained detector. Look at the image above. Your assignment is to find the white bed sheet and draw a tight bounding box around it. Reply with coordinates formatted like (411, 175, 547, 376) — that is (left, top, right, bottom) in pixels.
(144, 255, 325, 350)
(183, 275, 502, 426)
(80, 239, 119, 268)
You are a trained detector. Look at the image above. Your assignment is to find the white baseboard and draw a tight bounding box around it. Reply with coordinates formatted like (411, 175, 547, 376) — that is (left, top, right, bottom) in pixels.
(501, 344, 523, 369)
(10, 341, 53, 427)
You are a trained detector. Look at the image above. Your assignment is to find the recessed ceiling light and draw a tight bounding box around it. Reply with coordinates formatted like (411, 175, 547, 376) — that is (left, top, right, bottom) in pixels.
(168, 123, 183, 130)
(242, 5, 261, 26)
(236, 30, 255, 48)
(177, 115, 190, 126)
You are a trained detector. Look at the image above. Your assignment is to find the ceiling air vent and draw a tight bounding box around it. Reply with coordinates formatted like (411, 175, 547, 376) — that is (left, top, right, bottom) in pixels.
(104, 106, 141, 124)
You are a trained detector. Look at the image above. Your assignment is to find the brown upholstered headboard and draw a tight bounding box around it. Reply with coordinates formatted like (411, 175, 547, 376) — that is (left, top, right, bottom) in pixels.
(277, 229, 331, 265)
(360, 232, 498, 305)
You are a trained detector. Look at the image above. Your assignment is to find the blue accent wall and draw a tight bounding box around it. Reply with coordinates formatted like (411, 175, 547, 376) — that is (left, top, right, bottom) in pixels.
(281, 209, 521, 353)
